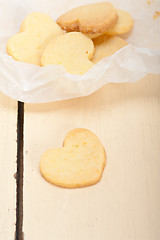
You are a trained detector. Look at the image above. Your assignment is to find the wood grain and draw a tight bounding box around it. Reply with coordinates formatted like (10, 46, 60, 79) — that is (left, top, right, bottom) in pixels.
(23, 74, 160, 240)
(0, 93, 17, 240)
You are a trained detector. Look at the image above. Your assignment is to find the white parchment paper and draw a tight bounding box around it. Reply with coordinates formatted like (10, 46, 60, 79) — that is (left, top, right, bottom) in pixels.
(0, 0, 160, 103)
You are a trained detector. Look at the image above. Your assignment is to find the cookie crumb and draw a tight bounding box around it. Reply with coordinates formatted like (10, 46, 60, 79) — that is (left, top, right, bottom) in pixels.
(153, 11, 160, 19)
(147, 0, 155, 4)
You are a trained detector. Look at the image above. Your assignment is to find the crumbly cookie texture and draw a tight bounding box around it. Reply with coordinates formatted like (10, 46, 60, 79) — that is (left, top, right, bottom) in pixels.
(40, 128, 106, 188)
(92, 35, 128, 63)
(106, 9, 134, 35)
(41, 32, 94, 75)
(57, 2, 118, 34)
(7, 12, 63, 65)
(85, 33, 102, 39)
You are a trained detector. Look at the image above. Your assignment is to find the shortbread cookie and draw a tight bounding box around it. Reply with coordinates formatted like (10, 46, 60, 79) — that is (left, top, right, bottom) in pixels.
(40, 128, 106, 188)
(57, 2, 118, 34)
(7, 12, 63, 65)
(41, 32, 94, 75)
(85, 33, 102, 39)
(106, 9, 134, 35)
(92, 35, 128, 63)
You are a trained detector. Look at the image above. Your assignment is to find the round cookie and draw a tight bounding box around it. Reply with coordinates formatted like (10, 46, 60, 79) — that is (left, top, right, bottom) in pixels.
(92, 35, 128, 63)
(40, 128, 106, 188)
(57, 2, 118, 34)
(7, 12, 63, 65)
(106, 9, 134, 35)
(41, 32, 94, 75)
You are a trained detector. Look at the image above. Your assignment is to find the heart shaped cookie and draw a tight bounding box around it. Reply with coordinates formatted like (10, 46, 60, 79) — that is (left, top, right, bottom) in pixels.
(40, 129, 106, 188)
(7, 12, 63, 65)
(83, 9, 133, 39)
(57, 2, 118, 34)
(92, 35, 128, 63)
(106, 9, 134, 35)
(41, 32, 94, 75)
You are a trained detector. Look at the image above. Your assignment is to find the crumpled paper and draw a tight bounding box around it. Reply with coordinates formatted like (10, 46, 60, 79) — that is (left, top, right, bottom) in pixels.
(0, 0, 160, 103)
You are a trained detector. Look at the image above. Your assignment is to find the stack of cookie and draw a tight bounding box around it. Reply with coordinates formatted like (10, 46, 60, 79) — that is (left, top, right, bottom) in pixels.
(7, 2, 133, 75)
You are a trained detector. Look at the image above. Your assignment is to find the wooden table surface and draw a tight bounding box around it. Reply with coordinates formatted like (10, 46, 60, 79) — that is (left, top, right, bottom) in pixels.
(0, 74, 160, 240)
(0, 94, 17, 240)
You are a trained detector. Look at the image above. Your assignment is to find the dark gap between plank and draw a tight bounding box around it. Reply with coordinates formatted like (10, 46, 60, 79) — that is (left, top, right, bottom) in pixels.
(16, 102, 24, 240)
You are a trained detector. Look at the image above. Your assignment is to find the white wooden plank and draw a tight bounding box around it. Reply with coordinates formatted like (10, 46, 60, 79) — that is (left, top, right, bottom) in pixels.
(23, 74, 160, 240)
(0, 93, 17, 240)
